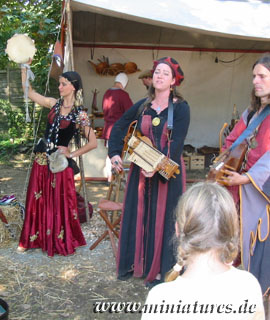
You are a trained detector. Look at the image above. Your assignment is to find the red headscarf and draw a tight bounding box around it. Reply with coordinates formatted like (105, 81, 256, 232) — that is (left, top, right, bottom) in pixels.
(152, 57, 184, 86)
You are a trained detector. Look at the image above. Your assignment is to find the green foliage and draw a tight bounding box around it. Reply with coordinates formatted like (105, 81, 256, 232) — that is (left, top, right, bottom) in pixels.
(0, 98, 35, 163)
(0, 0, 62, 91)
(0, 0, 62, 160)
(0, 99, 33, 139)
(0, 135, 33, 164)
(0, 138, 20, 161)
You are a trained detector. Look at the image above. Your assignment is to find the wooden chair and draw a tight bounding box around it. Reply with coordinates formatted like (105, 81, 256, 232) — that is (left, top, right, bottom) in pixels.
(89, 198, 123, 261)
(89, 168, 129, 261)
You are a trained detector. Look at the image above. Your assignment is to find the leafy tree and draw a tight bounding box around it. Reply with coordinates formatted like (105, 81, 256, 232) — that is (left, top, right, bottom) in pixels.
(0, 0, 62, 142)
(0, 0, 62, 90)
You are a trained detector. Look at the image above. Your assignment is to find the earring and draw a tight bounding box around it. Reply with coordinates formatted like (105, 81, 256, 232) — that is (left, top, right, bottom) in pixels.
(75, 89, 83, 107)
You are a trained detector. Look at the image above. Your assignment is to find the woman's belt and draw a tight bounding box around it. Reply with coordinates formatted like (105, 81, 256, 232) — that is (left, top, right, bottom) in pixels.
(35, 152, 48, 166)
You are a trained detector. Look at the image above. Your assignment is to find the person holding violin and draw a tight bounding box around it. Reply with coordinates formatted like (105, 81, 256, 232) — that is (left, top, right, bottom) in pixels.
(221, 54, 270, 298)
(108, 57, 190, 287)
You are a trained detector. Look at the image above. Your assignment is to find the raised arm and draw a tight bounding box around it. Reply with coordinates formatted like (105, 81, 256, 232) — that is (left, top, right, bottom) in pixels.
(21, 64, 56, 109)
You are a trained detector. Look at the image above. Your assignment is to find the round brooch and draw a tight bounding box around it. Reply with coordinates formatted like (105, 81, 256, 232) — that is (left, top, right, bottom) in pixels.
(152, 117, 160, 126)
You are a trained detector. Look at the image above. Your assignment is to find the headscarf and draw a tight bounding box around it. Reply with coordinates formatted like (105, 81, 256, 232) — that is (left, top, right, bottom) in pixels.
(152, 57, 184, 86)
(61, 71, 84, 107)
(61, 71, 83, 93)
(115, 72, 129, 89)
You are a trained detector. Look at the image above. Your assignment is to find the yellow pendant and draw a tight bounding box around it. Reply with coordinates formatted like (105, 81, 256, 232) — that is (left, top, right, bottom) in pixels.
(152, 117, 160, 126)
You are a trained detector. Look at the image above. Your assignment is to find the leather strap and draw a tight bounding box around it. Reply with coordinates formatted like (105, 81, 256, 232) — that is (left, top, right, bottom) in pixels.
(230, 104, 270, 150)
(167, 98, 174, 131)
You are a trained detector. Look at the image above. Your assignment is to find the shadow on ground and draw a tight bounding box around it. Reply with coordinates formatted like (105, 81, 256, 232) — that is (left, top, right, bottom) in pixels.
(0, 164, 207, 319)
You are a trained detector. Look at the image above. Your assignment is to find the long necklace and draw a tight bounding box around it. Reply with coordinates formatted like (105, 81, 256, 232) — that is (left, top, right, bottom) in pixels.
(46, 99, 80, 154)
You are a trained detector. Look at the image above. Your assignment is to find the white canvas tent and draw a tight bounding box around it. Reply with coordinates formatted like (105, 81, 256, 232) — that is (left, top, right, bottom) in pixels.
(63, 0, 270, 177)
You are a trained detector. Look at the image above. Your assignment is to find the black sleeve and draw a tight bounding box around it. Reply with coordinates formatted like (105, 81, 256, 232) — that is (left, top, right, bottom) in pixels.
(108, 98, 146, 158)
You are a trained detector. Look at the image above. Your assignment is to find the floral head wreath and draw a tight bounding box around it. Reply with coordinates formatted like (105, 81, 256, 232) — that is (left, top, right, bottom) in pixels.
(152, 57, 184, 86)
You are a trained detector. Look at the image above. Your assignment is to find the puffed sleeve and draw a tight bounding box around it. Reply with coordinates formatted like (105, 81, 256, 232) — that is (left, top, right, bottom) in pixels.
(76, 109, 91, 127)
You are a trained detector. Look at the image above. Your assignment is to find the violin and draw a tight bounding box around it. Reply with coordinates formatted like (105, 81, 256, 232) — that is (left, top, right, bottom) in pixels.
(207, 142, 247, 186)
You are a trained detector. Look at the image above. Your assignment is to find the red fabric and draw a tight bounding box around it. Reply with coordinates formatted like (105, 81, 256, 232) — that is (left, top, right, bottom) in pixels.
(224, 114, 270, 171)
(102, 88, 133, 140)
(19, 160, 86, 256)
(76, 192, 93, 223)
(134, 171, 146, 277)
(160, 119, 169, 150)
(145, 180, 168, 282)
(0, 208, 8, 224)
(141, 115, 155, 143)
(223, 113, 270, 203)
(133, 115, 169, 282)
(98, 199, 123, 211)
(181, 155, 186, 192)
(152, 57, 184, 86)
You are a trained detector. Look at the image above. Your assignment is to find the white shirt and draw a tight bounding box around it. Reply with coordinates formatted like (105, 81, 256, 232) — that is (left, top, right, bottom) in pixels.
(141, 267, 264, 320)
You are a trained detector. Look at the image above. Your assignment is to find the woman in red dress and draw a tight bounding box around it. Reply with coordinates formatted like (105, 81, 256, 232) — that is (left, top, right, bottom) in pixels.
(17, 63, 97, 256)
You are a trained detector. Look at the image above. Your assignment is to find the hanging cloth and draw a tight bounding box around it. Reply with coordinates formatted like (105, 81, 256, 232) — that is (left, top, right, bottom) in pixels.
(21, 63, 35, 123)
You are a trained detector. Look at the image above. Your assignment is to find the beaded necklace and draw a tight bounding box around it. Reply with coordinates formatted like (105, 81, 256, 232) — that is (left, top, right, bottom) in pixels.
(46, 99, 80, 154)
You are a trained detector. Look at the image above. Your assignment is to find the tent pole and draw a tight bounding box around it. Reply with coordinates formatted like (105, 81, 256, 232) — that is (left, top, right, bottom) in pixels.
(66, 0, 74, 71)
(67, 0, 90, 223)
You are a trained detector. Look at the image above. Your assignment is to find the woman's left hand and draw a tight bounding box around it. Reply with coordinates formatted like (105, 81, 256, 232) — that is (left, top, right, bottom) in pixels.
(57, 146, 71, 158)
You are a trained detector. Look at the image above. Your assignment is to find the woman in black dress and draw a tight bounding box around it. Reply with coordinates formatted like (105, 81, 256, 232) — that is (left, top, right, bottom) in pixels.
(108, 57, 190, 286)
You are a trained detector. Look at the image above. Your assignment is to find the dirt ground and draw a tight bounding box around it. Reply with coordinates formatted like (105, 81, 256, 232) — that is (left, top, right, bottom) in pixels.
(0, 156, 207, 320)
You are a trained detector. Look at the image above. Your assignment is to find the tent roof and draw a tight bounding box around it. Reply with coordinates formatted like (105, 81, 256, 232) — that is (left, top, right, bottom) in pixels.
(71, 0, 270, 52)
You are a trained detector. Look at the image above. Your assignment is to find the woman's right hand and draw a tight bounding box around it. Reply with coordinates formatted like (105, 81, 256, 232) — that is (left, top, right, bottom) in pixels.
(20, 59, 56, 109)
(111, 155, 123, 174)
(21, 58, 32, 69)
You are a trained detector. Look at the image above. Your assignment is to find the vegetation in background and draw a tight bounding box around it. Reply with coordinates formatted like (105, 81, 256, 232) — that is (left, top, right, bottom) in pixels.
(0, 99, 35, 163)
(0, 99, 33, 139)
(0, 0, 62, 88)
(0, 0, 62, 163)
